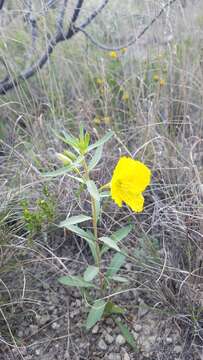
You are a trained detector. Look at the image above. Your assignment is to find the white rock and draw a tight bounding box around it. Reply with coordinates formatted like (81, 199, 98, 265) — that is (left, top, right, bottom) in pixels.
(104, 332, 114, 344)
(51, 322, 60, 330)
(92, 324, 99, 334)
(121, 349, 131, 360)
(174, 345, 182, 353)
(98, 338, 108, 351)
(166, 337, 173, 344)
(116, 334, 126, 346)
(133, 324, 142, 332)
(108, 353, 121, 360)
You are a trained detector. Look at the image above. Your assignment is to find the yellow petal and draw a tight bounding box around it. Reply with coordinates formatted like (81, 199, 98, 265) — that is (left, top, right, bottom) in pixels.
(110, 157, 151, 212)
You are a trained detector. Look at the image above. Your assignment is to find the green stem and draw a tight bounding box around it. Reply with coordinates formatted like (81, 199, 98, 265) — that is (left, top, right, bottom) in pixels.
(82, 158, 102, 285)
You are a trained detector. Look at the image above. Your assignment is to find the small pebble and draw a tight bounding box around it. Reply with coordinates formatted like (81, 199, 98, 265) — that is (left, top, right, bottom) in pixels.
(51, 322, 60, 330)
(92, 324, 99, 334)
(108, 353, 121, 360)
(174, 345, 182, 353)
(133, 324, 142, 332)
(104, 332, 114, 344)
(166, 337, 173, 344)
(98, 338, 107, 351)
(116, 334, 126, 346)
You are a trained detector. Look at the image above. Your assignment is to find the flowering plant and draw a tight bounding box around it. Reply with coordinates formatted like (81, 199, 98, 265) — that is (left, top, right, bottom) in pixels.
(45, 127, 151, 331)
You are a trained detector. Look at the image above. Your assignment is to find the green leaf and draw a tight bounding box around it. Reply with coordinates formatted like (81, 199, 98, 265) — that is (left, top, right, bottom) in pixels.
(99, 236, 120, 252)
(86, 299, 106, 330)
(58, 275, 95, 288)
(86, 180, 100, 201)
(84, 265, 99, 282)
(106, 253, 126, 276)
(42, 154, 84, 179)
(53, 129, 79, 152)
(109, 275, 129, 283)
(111, 225, 132, 242)
(66, 225, 97, 263)
(42, 165, 74, 178)
(114, 318, 138, 351)
(87, 131, 113, 152)
(59, 214, 91, 227)
(88, 145, 103, 171)
(104, 301, 126, 315)
(101, 225, 132, 256)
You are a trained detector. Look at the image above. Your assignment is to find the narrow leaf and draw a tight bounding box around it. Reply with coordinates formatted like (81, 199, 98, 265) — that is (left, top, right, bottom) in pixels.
(104, 301, 126, 315)
(88, 145, 103, 171)
(58, 275, 95, 288)
(109, 275, 129, 283)
(114, 318, 138, 351)
(111, 225, 132, 243)
(86, 299, 106, 330)
(87, 131, 113, 151)
(86, 180, 100, 201)
(59, 214, 91, 227)
(106, 253, 126, 276)
(66, 225, 97, 263)
(99, 237, 120, 252)
(84, 265, 99, 282)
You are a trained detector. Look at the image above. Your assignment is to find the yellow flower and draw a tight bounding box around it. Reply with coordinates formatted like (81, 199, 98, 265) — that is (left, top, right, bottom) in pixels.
(93, 117, 101, 125)
(122, 91, 129, 102)
(159, 79, 165, 86)
(110, 157, 151, 212)
(96, 78, 104, 85)
(153, 74, 159, 82)
(103, 116, 111, 125)
(109, 51, 118, 59)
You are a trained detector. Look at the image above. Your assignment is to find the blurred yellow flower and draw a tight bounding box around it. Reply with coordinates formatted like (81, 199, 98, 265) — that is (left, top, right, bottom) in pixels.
(153, 74, 159, 82)
(122, 91, 129, 102)
(109, 51, 118, 59)
(159, 79, 165, 86)
(110, 157, 151, 212)
(96, 78, 104, 85)
(103, 116, 111, 125)
(93, 117, 101, 125)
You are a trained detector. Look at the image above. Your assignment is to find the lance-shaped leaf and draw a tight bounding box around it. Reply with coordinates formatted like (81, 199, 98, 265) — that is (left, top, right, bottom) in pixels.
(99, 236, 120, 252)
(86, 299, 106, 330)
(88, 145, 103, 171)
(58, 275, 96, 288)
(87, 131, 113, 152)
(59, 214, 91, 227)
(83, 265, 99, 282)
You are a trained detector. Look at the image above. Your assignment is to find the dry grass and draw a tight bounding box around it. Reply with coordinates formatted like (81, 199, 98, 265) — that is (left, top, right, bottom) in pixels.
(0, 0, 203, 358)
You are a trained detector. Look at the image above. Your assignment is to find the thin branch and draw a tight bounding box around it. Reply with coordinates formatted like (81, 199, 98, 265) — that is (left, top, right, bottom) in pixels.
(74, 0, 178, 51)
(0, 0, 4, 10)
(57, 0, 69, 34)
(0, 0, 109, 95)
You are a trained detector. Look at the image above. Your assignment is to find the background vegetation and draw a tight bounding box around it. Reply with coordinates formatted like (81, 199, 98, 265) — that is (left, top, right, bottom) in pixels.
(0, 0, 203, 359)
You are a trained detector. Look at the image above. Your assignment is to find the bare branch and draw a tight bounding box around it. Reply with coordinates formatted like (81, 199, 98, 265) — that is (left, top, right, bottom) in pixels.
(75, 0, 178, 51)
(0, 0, 109, 95)
(0, 0, 4, 10)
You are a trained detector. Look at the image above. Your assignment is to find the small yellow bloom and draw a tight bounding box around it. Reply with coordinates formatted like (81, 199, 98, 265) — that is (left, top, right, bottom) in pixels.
(96, 78, 104, 85)
(159, 79, 165, 86)
(110, 157, 151, 212)
(121, 48, 127, 54)
(103, 116, 111, 125)
(93, 117, 101, 125)
(109, 51, 118, 59)
(122, 91, 129, 102)
(153, 74, 159, 82)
